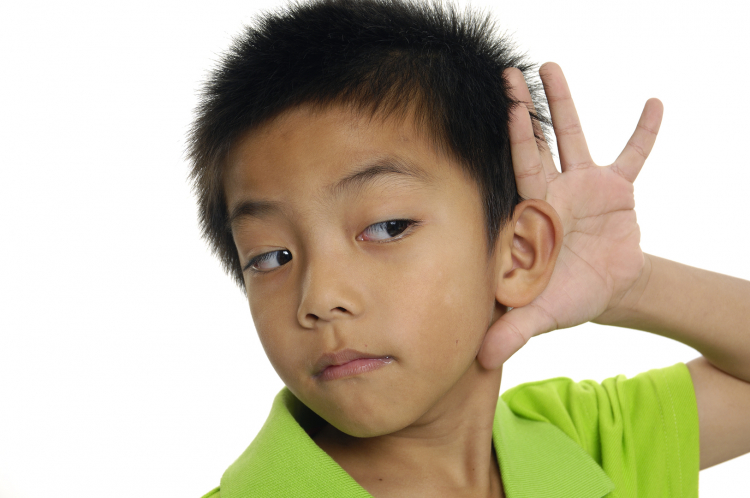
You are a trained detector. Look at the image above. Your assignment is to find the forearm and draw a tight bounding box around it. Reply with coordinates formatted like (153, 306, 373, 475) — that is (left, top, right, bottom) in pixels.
(597, 254, 750, 383)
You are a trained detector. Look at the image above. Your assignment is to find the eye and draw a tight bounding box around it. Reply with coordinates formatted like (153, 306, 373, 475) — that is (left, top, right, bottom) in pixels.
(358, 219, 419, 242)
(245, 249, 292, 273)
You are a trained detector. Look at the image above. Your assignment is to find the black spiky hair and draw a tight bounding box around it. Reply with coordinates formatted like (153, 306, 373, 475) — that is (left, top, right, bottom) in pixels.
(188, 0, 550, 291)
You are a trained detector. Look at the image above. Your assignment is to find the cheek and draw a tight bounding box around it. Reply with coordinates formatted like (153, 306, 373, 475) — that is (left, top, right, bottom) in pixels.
(383, 245, 494, 365)
(248, 289, 306, 383)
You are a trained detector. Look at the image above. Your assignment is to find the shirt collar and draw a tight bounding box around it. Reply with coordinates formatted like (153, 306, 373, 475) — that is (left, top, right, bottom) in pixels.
(221, 388, 614, 498)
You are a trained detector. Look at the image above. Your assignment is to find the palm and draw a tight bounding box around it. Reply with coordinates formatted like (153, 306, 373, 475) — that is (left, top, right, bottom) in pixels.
(541, 164, 643, 330)
(478, 63, 663, 369)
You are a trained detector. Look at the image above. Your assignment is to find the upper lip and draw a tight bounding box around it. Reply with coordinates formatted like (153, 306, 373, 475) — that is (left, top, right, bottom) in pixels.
(313, 349, 389, 376)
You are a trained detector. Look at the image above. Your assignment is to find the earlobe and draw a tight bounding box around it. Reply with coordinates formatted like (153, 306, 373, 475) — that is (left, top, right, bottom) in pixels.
(494, 199, 563, 308)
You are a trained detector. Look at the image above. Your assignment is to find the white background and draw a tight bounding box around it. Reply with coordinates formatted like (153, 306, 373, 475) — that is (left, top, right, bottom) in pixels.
(1, 0, 748, 496)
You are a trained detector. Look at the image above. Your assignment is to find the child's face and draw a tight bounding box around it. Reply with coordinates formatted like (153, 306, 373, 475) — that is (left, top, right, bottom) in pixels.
(224, 104, 505, 437)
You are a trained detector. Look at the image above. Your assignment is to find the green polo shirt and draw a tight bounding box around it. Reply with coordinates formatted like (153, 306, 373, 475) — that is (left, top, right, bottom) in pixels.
(202, 363, 698, 497)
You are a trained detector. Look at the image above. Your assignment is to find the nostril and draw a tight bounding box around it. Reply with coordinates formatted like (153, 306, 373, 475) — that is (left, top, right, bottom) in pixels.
(302, 308, 348, 324)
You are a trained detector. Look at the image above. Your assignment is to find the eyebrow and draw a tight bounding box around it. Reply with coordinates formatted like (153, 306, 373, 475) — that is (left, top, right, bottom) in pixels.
(226, 157, 433, 231)
(226, 199, 285, 232)
(326, 157, 434, 197)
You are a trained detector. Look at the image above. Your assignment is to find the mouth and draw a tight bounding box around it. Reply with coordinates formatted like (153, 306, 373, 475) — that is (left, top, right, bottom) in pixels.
(313, 349, 394, 381)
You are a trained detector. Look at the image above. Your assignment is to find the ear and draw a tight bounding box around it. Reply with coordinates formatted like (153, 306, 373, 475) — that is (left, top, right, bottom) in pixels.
(493, 199, 563, 308)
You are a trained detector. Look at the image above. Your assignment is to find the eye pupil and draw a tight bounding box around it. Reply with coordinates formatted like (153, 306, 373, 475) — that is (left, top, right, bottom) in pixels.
(385, 220, 409, 237)
(278, 250, 292, 265)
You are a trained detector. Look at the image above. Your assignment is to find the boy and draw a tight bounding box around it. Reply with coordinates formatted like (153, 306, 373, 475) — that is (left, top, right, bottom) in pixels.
(189, 0, 750, 495)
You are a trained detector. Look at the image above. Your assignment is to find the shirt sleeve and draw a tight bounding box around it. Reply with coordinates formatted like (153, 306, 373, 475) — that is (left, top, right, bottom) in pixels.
(500, 363, 699, 497)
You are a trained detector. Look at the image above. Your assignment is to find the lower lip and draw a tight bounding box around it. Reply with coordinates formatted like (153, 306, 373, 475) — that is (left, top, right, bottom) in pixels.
(317, 357, 393, 381)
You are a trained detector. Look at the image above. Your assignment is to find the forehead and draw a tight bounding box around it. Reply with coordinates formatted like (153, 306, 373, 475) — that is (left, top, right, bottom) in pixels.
(222, 104, 465, 207)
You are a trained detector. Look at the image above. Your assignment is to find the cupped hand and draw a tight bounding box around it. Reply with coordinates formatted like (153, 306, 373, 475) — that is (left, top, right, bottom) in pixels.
(477, 63, 663, 370)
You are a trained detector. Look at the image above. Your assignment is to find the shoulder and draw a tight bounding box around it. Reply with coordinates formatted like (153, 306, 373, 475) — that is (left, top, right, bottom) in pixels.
(500, 373, 603, 449)
(501, 363, 696, 432)
(500, 363, 699, 496)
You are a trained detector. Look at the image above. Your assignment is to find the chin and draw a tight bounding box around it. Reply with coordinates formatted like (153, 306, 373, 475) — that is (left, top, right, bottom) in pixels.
(325, 411, 413, 439)
(311, 392, 422, 438)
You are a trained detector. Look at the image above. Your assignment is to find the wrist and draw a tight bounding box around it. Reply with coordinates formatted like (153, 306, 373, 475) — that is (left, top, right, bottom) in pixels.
(594, 252, 654, 327)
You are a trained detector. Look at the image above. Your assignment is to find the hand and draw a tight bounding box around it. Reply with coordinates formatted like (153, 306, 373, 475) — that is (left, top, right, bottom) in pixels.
(477, 63, 664, 370)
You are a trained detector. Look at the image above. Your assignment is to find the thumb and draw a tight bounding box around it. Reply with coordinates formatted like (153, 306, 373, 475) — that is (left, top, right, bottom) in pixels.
(477, 303, 557, 370)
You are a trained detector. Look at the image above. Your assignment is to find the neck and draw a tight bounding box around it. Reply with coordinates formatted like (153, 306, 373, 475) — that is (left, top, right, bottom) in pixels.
(314, 361, 505, 498)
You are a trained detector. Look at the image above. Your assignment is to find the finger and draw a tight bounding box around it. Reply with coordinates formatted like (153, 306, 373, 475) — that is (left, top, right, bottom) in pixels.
(539, 62, 593, 171)
(612, 98, 664, 183)
(477, 304, 557, 370)
(506, 68, 558, 180)
(505, 68, 548, 200)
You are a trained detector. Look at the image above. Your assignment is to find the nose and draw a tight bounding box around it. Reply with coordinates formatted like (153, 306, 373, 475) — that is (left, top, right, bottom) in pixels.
(296, 250, 361, 328)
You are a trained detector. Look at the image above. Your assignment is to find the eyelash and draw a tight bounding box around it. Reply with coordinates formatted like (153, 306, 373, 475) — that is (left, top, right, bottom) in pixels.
(244, 218, 421, 274)
(358, 219, 421, 243)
